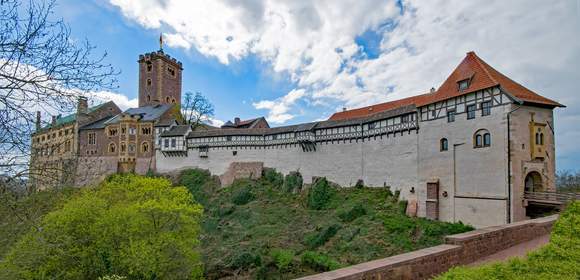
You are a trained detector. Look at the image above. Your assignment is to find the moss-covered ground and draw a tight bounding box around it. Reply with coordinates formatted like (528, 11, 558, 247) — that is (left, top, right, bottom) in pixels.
(178, 168, 473, 279)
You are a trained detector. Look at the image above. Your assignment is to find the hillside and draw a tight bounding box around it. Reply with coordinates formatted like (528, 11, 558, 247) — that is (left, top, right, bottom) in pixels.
(178, 169, 473, 279)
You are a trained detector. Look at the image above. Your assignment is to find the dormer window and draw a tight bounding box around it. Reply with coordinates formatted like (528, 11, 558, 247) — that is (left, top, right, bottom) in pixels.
(458, 79, 470, 91)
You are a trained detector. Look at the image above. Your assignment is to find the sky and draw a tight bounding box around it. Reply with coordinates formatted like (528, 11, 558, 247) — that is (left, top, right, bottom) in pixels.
(54, 0, 580, 171)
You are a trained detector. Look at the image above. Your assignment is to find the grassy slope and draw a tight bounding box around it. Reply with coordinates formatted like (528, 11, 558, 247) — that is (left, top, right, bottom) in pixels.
(0, 188, 79, 260)
(178, 169, 473, 279)
(436, 201, 580, 280)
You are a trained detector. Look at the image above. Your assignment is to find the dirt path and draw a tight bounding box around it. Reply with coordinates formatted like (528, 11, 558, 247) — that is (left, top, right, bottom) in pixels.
(469, 234, 551, 266)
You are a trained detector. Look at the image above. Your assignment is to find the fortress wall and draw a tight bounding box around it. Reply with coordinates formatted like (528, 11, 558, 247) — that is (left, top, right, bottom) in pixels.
(156, 129, 419, 200)
(417, 89, 511, 227)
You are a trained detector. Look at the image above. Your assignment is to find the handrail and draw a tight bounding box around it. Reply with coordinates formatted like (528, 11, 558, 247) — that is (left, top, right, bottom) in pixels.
(524, 191, 580, 203)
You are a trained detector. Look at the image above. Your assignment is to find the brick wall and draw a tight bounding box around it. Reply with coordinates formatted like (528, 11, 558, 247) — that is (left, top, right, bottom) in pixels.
(296, 215, 557, 280)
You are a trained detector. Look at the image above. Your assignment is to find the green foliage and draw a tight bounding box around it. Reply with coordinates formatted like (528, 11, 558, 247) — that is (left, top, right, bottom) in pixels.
(338, 203, 367, 222)
(437, 202, 580, 280)
(179, 168, 213, 205)
(307, 178, 336, 210)
(232, 186, 255, 205)
(0, 174, 204, 280)
(284, 171, 303, 193)
(98, 275, 127, 280)
(300, 251, 340, 272)
(173, 169, 473, 279)
(305, 224, 341, 249)
(228, 251, 262, 270)
(271, 249, 295, 271)
(263, 168, 284, 187)
(0, 187, 78, 260)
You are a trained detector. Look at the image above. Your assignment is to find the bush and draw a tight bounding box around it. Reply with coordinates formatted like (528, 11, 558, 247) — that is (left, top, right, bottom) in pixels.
(307, 178, 336, 210)
(263, 168, 284, 187)
(0, 174, 204, 280)
(436, 201, 580, 279)
(270, 249, 294, 271)
(300, 251, 340, 272)
(179, 169, 213, 205)
(284, 171, 303, 193)
(232, 187, 255, 205)
(305, 224, 341, 249)
(338, 204, 367, 222)
(228, 251, 262, 270)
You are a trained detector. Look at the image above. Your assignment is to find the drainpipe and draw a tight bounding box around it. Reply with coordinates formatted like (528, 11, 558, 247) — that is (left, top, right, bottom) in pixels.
(506, 104, 522, 224)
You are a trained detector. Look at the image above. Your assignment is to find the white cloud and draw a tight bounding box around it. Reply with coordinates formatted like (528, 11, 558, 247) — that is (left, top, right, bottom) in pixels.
(90, 91, 138, 110)
(109, 0, 580, 169)
(253, 89, 305, 123)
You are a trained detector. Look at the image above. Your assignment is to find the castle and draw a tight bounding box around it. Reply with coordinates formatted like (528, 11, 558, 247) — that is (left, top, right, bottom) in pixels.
(30, 48, 564, 228)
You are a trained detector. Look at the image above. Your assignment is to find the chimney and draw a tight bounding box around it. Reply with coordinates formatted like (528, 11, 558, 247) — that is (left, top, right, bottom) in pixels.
(36, 111, 41, 132)
(234, 117, 240, 125)
(51, 115, 56, 127)
(342, 107, 347, 112)
(430, 87, 436, 93)
(77, 96, 88, 115)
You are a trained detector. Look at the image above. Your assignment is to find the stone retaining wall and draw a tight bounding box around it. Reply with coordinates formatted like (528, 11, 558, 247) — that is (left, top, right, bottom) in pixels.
(296, 215, 558, 280)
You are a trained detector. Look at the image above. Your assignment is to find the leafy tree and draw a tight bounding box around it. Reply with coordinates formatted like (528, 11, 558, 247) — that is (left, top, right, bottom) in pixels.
(181, 91, 214, 129)
(0, 175, 204, 280)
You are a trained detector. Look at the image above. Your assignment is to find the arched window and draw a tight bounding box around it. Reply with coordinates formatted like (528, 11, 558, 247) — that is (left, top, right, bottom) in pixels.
(108, 143, 116, 153)
(166, 96, 170, 103)
(171, 98, 176, 104)
(141, 141, 149, 153)
(120, 142, 126, 153)
(474, 129, 491, 148)
(440, 138, 448, 151)
(540, 133, 544, 145)
(535, 133, 540, 145)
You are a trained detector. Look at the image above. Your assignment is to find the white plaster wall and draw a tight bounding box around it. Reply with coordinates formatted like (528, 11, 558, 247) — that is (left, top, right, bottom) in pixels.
(157, 130, 419, 200)
(417, 89, 510, 227)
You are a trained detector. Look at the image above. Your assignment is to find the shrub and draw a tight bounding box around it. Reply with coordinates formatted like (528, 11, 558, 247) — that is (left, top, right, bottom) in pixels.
(228, 251, 262, 270)
(338, 204, 367, 222)
(263, 168, 284, 187)
(270, 249, 294, 271)
(305, 224, 341, 249)
(232, 187, 255, 205)
(398, 200, 408, 215)
(354, 179, 364, 188)
(179, 169, 213, 205)
(284, 171, 303, 193)
(307, 178, 336, 210)
(436, 201, 580, 279)
(300, 251, 340, 272)
(0, 174, 204, 280)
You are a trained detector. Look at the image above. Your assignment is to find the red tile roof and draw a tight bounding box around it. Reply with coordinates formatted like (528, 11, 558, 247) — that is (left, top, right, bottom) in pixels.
(329, 52, 563, 121)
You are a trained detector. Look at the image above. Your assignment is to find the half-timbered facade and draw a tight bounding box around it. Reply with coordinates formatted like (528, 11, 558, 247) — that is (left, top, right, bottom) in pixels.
(156, 52, 564, 228)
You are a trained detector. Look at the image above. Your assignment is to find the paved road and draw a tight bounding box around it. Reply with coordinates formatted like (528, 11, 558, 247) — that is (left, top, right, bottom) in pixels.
(469, 234, 550, 266)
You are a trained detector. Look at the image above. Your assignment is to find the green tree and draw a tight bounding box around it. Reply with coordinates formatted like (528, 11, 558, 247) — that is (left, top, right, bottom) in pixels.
(0, 175, 204, 280)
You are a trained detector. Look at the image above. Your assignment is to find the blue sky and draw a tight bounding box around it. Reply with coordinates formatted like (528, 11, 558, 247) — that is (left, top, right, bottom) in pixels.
(54, 0, 580, 171)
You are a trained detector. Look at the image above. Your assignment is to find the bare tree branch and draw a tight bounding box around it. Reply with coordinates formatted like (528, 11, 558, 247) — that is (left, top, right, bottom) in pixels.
(181, 91, 214, 129)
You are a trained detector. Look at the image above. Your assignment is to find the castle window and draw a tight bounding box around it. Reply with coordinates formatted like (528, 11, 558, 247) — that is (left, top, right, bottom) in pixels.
(120, 142, 126, 152)
(466, 104, 476, 119)
(167, 67, 175, 76)
(447, 110, 455, 123)
(129, 127, 136, 135)
(65, 140, 71, 152)
(171, 98, 176, 104)
(129, 144, 135, 153)
(141, 142, 149, 153)
(166, 96, 170, 103)
(147, 95, 151, 102)
(481, 101, 492, 116)
(171, 139, 176, 148)
(121, 127, 126, 135)
(164, 138, 169, 148)
(109, 143, 116, 153)
(458, 79, 470, 91)
(440, 138, 448, 151)
(402, 115, 409, 122)
(108, 127, 118, 136)
(474, 129, 491, 148)
(147, 78, 152, 86)
(146, 61, 152, 72)
(141, 126, 151, 135)
(88, 132, 96, 145)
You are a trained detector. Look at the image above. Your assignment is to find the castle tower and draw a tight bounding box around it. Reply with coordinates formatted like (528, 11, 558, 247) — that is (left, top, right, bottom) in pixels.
(138, 37, 183, 107)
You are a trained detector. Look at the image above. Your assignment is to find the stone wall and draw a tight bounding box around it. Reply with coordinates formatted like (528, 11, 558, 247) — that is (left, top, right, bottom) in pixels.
(296, 215, 557, 280)
(219, 162, 264, 186)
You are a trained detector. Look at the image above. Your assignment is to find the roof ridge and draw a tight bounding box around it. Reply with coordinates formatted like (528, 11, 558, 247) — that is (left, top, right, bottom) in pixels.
(468, 52, 499, 85)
